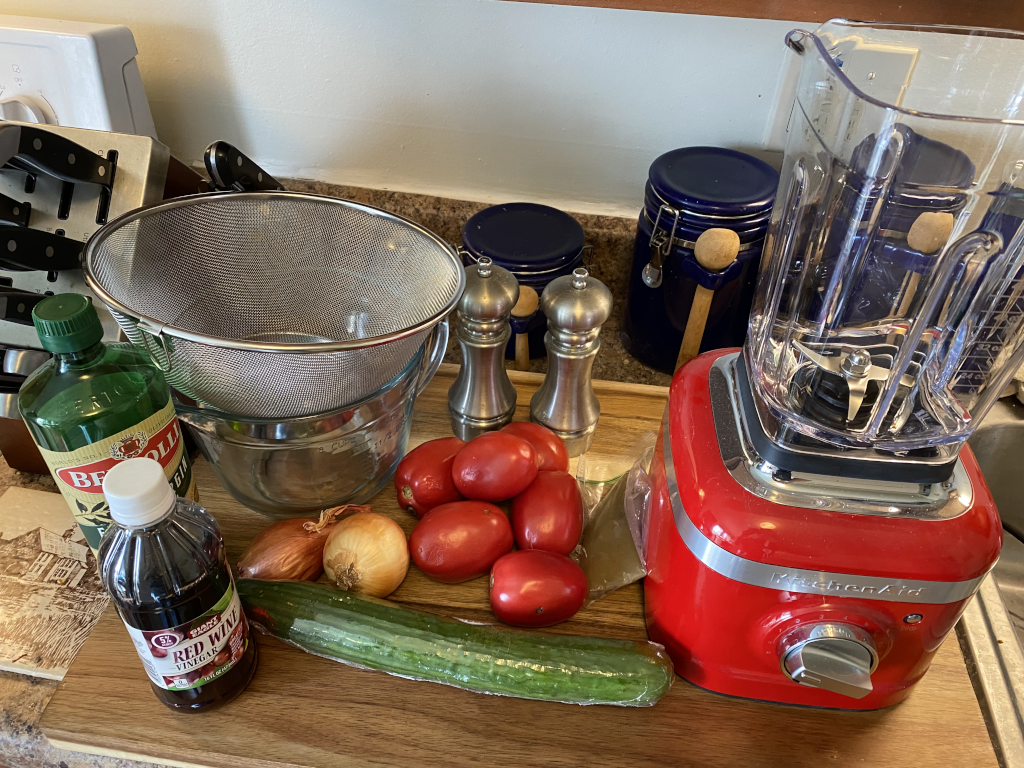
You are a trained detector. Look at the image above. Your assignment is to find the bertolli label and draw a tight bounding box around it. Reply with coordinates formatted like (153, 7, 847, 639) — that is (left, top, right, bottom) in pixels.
(37, 397, 198, 553)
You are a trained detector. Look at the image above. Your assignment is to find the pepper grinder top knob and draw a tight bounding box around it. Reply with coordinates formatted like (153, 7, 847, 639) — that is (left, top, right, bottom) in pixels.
(458, 256, 520, 328)
(540, 267, 613, 338)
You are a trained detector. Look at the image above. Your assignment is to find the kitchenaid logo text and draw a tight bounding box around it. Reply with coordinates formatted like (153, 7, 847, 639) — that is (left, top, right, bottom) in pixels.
(770, 572, 925, 598)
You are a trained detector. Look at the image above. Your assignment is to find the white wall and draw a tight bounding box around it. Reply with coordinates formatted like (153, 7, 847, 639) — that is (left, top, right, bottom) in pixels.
(0, 0, 804, 216)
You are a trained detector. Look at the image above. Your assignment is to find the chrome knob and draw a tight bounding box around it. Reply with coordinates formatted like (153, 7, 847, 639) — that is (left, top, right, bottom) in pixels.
(840, 348, 873, 378)
(780, 623, 878, 700)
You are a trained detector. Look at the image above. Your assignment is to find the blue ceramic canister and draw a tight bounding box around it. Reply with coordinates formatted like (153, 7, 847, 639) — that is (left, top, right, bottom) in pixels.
(461, 203, 587, 361)
(621, 147, 779, 374)
(814, 126, 974, 325)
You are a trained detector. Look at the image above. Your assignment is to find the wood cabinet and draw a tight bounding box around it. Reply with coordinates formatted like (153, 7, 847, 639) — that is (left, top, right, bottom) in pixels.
(506, 0, 1024, 33)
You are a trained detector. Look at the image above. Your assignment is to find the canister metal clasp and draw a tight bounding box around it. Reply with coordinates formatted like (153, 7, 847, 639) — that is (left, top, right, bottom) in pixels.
(642, 204, 681, 288)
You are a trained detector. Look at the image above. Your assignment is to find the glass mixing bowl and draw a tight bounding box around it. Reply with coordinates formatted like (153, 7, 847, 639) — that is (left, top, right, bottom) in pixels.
(175, 324, 445, 517)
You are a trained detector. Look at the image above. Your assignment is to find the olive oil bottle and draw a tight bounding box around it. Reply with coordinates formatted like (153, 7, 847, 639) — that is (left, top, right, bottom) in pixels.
(18, 294, 197, 553)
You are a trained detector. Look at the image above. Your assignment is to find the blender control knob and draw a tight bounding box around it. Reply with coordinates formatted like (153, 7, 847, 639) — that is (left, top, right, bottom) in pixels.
(780, 623, 878, 700)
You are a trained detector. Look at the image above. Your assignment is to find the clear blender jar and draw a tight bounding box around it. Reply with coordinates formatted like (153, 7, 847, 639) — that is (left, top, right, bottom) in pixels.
(748, 20, 1024, 470)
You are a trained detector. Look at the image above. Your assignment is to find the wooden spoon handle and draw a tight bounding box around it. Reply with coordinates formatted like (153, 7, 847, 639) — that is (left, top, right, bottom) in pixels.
(675, 228, 740, 372)
(511, 285, 539, 372)
(896, 271, 923, 317)
(676, 285, 714, 371)
(515, 333, 530, 371)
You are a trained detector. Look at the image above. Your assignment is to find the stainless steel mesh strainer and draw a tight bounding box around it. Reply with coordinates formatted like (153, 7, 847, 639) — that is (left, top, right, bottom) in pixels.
(83, 191, 465, 419)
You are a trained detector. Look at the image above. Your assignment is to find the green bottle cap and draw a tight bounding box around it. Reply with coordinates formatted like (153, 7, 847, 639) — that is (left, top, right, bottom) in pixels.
(32, 294, 104, 354)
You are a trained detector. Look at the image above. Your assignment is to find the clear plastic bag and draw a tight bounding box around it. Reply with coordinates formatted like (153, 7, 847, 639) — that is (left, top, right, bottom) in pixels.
(624, 454, 655, 572)
(573, 432, 656, 605)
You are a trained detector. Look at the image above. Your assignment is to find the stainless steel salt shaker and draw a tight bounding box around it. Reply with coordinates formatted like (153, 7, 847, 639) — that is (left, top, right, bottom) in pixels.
(530, 267, 612, 457)
(448, 256, 520, 440)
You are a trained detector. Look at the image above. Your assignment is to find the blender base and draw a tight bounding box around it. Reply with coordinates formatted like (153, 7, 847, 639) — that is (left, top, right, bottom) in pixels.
(644, 349, 1001, 710)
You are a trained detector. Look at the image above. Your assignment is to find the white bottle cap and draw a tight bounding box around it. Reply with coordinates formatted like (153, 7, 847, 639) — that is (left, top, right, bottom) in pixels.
(102, 457, 176, 527)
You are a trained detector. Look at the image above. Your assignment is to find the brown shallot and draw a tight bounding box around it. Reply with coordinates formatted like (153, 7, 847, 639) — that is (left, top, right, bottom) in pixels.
(236, 505, 367, 581)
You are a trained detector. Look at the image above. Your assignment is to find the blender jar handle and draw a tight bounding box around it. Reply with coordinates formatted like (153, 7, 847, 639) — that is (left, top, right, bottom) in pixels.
(928, 230, 1007, 400)
(935, 231, 1006, 338)
(864, 230, 1004, 437)
(416, 317, 449, 396)
(752, 158, 806, 373)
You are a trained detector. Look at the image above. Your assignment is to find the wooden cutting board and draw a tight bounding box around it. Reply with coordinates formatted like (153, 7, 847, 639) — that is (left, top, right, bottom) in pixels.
(39, 365, 996, 768)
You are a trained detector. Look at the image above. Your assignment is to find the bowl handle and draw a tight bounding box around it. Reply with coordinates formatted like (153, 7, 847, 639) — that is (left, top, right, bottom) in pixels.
(416, 318, 449, 396)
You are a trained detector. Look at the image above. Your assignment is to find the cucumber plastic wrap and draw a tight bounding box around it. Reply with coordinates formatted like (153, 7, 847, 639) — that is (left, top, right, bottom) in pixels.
(238, 579, 673, 707)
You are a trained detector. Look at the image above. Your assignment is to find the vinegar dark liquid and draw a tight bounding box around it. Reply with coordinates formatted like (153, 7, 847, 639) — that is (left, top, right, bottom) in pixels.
(98, 497, 257, 711)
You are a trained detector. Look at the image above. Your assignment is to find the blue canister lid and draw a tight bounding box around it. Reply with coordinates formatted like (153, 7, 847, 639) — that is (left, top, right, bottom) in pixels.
(847, 125, 974, 204)
(640, 209, 769, 245)
(648, 147, 779, 217)
(462, 203, 586, 275)
(643, 183, 773, 232)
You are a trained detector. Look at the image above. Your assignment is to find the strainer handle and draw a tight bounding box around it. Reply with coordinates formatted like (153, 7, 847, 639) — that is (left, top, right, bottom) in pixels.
(417, 318, 449, 395)
(137, 320, 174, 374)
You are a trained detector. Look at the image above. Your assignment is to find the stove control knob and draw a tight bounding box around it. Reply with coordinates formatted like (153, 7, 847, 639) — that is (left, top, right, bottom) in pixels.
(780, 623, 878, 699)
(0, 97, 48, 124)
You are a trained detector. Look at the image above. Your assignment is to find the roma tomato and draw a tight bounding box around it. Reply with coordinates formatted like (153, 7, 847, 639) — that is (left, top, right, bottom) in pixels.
(511, 470, 583, 555)
(501, 421, 569, 472)
(410, 501, 514, 583)
(452, 432, 538, 501)
(394, 437, 465, 517)
(489, 550, 588, 628)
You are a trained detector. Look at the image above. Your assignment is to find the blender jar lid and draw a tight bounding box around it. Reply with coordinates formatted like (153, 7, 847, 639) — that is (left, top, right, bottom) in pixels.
(648, 147, 779, 217)
(462, 203, 586, 275)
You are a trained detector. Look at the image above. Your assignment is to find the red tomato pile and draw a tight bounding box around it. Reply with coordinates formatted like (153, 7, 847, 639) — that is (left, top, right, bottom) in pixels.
(394, 436, 465, 518)
(395, 422, 587, 628)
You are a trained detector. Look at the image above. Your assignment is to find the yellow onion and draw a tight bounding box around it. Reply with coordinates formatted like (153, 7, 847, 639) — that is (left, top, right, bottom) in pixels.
(237, 505, 368, 581)
(323, 512, 410, 598)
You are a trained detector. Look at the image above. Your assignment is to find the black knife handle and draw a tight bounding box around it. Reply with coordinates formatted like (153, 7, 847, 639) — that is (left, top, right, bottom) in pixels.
(0, 289, 49, 325)
(0, 229, 84, 272)
(0, 192, 29, 227)
(204, 141, 284, 192)
(0, 125, 114, 188)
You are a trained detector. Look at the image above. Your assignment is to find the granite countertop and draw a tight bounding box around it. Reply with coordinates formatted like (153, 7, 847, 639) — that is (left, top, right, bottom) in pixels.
(286, 180, 673, 388)
(0, 183, 667, 768)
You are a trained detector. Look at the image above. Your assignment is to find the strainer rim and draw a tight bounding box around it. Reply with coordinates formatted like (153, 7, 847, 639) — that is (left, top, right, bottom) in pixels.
(82, 190, 466, 353)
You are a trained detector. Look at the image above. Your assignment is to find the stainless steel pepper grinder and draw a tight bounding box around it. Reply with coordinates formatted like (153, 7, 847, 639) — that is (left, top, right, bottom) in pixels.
(530, 267, 612, 457)
(448, 256, 520, 440)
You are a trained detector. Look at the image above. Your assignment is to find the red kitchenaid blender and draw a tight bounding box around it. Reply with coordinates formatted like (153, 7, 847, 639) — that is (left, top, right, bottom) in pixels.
(644, 19, 1024, 709)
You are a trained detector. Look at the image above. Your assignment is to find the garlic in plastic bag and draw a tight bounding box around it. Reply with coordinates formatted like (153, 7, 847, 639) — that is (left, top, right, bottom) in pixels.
(572, 432, 656, 605)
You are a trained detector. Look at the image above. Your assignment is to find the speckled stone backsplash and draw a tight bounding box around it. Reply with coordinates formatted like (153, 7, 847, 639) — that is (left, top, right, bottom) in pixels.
(285, 179, 672, 388)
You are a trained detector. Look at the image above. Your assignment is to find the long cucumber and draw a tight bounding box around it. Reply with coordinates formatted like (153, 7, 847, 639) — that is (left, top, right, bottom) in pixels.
(238, 578, 673, 706)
